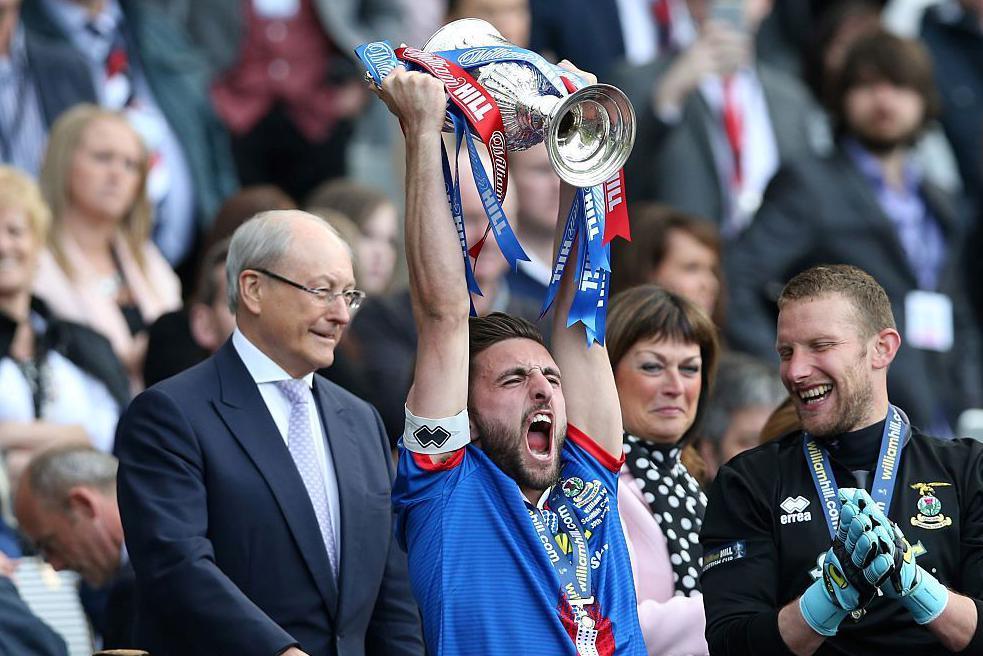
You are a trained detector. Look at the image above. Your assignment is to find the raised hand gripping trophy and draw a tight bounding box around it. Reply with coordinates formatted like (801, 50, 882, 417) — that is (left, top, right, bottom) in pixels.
(357, 19, 636, 343)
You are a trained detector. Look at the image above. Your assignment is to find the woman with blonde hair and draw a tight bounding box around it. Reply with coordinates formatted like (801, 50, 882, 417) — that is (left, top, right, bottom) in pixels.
(0, 166, 129, 484)
(34, 104, 181, 386)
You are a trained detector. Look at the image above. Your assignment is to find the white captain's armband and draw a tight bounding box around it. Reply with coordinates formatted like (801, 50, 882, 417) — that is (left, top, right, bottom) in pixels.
(403, 406, 471, 454)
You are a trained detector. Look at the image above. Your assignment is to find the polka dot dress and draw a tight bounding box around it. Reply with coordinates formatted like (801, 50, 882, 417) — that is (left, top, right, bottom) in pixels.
(623, 433, 707, 597)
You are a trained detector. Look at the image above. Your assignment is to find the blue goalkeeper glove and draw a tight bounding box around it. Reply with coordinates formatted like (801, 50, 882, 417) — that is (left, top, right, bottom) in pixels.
(882, 519, 949, 624)
(800, 489, 895, 636)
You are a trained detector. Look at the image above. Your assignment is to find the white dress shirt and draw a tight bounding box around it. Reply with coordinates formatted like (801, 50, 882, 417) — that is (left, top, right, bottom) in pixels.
(615, 0, 696, 65)
(699, 67, 779, 234)
(232, 329, 342, 548)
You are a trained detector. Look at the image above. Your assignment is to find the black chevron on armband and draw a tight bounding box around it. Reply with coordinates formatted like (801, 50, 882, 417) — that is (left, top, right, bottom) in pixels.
(413, 425, 452, 449)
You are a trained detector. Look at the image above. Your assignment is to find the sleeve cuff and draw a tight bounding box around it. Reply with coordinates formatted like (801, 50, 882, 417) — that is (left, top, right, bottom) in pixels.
(410, 449, 465, 472)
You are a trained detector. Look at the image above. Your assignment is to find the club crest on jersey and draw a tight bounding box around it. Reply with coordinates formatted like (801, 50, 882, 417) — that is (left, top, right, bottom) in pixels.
(412, 425, 451, 449)
(559, 477, 609, 531)
(910, 482, 953, 530)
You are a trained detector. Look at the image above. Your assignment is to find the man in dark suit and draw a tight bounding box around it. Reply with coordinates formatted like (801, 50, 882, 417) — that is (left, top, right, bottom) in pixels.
(611, 0, 821, 234)
(726, 31, 981, 436)
(116, 210, 423, 656)
(13, 446, 135, 650)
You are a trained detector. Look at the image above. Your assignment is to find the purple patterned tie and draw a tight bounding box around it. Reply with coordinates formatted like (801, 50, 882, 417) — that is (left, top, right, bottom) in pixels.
(276, 379, 338, 575)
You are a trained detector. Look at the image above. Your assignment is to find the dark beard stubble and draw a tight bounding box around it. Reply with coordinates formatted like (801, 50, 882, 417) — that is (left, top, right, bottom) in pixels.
(472, 409, 567, 493)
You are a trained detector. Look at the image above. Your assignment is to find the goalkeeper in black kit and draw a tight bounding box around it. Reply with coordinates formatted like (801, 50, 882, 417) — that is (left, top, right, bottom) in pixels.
(700, 264, 983, 655)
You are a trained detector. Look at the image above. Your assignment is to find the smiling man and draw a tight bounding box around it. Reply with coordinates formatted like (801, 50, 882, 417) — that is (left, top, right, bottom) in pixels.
(377, 65, 646, 654)
(725, 30, 980, 437)
(701, 264, 983, 655)
(115, 210, 423, 656)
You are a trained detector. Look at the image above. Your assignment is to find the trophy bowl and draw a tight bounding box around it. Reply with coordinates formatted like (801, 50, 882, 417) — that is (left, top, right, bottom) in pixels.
(423, 18, 635, 188)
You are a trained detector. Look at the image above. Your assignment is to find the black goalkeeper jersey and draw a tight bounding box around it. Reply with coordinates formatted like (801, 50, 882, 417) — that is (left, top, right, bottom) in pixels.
(700, 424, 983, 655)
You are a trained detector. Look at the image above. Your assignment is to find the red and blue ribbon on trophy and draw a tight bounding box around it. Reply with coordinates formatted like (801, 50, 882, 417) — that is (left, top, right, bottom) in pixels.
(356, 40, 630, 345)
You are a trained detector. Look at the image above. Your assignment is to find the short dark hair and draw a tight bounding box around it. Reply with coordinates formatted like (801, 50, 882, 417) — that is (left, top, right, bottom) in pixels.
(469, 313, 546, 373)
(778, 264, 896, 338)
(610, 203, 724, 324)
(829, 30, 940, 135)
(606, 285, 720, 441)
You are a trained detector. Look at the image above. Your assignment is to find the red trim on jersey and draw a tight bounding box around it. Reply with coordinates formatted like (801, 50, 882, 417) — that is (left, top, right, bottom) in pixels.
(411, 449, 465, 472)
(567, 424, 624, 472)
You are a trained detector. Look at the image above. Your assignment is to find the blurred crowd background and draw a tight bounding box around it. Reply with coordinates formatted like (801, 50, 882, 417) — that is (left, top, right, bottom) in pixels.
(0, 0, 981, 652)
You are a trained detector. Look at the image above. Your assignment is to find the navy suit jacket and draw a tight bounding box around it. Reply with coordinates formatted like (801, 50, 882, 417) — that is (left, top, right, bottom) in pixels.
(115, 340, 422, 656)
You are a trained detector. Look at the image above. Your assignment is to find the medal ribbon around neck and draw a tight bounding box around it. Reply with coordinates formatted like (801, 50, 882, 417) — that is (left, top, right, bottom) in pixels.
(802, 404, 910, 538)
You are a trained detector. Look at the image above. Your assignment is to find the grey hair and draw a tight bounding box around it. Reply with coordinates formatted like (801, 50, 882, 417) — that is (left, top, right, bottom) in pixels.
(25, 446, 118, 508)
(226, 210, 351, 313)
(702, 352, 788, 448)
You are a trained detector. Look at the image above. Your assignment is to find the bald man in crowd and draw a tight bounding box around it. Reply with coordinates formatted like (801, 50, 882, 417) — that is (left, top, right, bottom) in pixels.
(15, 446, 133, 649)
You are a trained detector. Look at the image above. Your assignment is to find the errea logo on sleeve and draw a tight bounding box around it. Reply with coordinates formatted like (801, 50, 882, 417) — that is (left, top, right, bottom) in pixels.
(779, 496, 812, 525)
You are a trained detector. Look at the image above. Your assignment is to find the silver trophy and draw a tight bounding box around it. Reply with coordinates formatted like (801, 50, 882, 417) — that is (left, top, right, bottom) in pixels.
(423, 18, 635, 188)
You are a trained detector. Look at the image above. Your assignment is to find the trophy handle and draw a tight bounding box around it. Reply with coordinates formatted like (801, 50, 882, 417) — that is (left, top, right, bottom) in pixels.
(544, 84, 636, 188)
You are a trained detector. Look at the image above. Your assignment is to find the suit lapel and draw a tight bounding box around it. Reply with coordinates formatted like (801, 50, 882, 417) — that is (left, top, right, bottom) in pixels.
(313, 376, 369, 621)
(211, 342, 339, 613)
(758, 65, 799, 161)
(690, 94, 726, 208)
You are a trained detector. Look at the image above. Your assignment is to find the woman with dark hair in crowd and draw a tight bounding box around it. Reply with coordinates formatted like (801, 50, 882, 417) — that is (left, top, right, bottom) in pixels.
(306, 179, 399, 295)
(611, 202, 724, 327)
(0, 166, 128, 485)
(33, 104, 181, 387)
(606, 284, 720, 656)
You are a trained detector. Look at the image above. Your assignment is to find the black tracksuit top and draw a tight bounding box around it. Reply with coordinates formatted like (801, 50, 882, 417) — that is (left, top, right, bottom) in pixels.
(700, 423, 983, 655)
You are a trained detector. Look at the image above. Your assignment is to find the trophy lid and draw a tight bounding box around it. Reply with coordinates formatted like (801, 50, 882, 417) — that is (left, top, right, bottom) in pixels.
(423, 18, 512, 52)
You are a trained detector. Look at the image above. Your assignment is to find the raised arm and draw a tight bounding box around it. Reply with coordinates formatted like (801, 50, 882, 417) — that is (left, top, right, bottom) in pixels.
(547, 66, 623, 460)
(377, 71, 470, 436)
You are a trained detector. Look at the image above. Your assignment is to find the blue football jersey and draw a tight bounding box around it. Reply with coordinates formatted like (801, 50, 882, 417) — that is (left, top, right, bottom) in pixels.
(393, 425, 646, 655)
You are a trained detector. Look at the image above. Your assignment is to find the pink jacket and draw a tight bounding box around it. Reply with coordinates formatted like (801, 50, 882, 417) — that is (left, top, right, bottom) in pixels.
(33, 232, 181, 388)
(619, 467, 709, 656)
